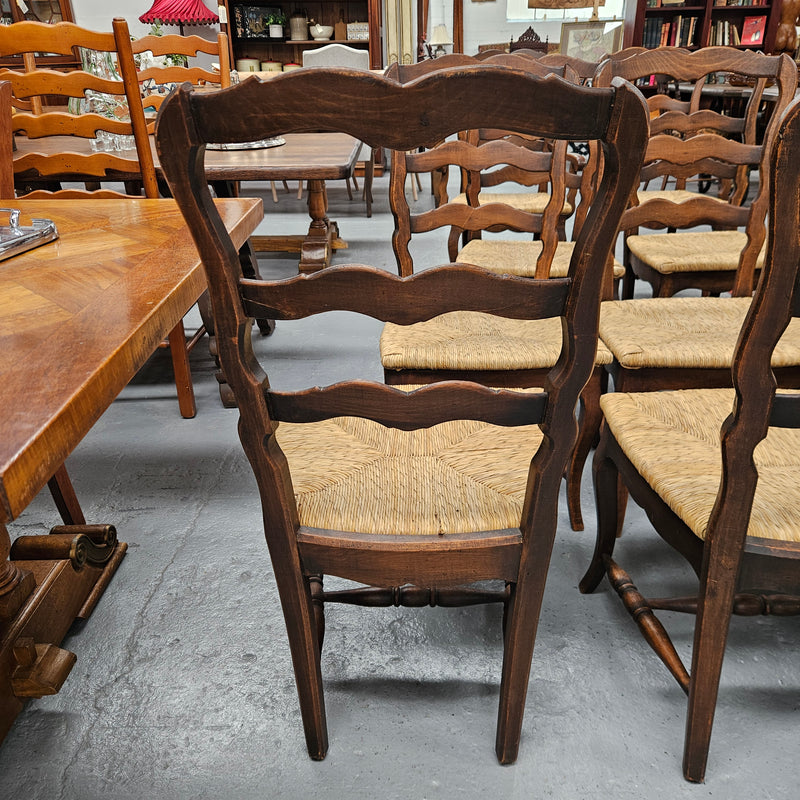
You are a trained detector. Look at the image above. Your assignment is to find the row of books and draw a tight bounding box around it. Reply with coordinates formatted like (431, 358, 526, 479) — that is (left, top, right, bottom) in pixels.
(642, 14, 699, 47)
(708, 14, 766, 45)
(646, 0, 765, 6)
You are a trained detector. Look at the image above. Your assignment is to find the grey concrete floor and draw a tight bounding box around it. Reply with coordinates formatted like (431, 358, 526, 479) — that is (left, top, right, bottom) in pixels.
(1, 176, 797, 799)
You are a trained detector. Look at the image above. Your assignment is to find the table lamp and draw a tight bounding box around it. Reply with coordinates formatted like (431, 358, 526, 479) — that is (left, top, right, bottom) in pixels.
(430, 24, 452, 57)
(139, 0, 219, 35)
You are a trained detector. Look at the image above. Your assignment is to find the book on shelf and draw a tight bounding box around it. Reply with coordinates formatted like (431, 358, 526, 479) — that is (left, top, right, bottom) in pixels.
(741, 14, 767, 45)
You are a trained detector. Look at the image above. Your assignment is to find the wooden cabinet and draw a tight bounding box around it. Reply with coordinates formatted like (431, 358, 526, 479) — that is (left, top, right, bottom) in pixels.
(624, 0, 782, 53)
(0, 0, 76, 68)
(219, 0, 383, 70)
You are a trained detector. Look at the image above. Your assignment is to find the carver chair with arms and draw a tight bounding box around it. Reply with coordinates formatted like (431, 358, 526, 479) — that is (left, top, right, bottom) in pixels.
(581, 95, 800, 783)
(155, 65, 648, 762)
(0, 18, 201, 419)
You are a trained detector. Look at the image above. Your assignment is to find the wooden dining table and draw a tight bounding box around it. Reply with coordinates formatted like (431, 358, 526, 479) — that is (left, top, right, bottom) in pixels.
(13, 131, 363, 273)
(0, 196, 261, 741)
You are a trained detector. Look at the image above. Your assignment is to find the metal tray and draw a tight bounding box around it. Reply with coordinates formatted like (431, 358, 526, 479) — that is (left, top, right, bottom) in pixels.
(0, 209, 58, 262)
(207, 136, 286, 151)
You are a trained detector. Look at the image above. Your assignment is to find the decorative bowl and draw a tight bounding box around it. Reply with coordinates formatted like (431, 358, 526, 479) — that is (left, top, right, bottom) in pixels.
(309, 24, 333, 40)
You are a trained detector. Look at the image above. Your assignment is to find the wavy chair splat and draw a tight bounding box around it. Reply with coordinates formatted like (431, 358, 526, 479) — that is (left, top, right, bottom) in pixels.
(155, 66, 648, 763)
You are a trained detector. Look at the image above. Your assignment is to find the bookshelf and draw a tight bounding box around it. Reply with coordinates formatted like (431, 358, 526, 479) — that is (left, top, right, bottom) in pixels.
(624, 0, 781, 52)
(218, 0, 383, 70)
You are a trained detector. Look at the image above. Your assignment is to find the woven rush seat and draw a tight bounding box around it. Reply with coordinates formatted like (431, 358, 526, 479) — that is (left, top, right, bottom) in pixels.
(602, 388, 800, 544)
(381, 312, 613, 372)
(458, 239, 625, 280)
(626, 230, 766, 275)
(451, 191, 574, 216)
(635, 188, 729, 205)
(599, 296, 800, 369)
(275, 411, 541, 535)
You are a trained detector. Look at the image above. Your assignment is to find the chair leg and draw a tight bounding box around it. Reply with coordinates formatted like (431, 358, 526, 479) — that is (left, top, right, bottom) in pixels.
(579, 426, 622, 594)
(278, 571, 329, 759)
(567, 371, 603, 531)
(682, 537, 742, 782)
(345, 177, 353, 200)
(363, 148, 374, 218)
(495, 521, 558, 764)
(167, 320, 196, 419)
(270, 182, 279, 203)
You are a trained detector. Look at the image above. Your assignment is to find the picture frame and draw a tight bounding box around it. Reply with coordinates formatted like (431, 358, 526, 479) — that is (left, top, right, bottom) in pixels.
(559, 20, 623, 61)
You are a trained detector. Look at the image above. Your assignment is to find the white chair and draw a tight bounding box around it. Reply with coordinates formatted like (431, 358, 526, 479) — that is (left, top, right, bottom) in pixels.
(302, 44, 374, 216)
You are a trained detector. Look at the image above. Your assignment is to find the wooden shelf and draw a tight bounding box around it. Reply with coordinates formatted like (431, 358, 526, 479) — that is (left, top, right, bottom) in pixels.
(220, 0, 382, 69)
(625, 0, 780, 52)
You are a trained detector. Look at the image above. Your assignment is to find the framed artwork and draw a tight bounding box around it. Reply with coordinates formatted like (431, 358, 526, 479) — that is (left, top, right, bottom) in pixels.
(559, 20, 623, 61)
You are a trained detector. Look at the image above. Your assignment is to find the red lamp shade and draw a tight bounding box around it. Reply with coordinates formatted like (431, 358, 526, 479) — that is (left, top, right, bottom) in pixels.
(139, 0, 219, 27)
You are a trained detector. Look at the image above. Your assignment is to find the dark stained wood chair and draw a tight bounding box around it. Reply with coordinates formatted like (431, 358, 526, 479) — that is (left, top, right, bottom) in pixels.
(0, 19, 200, 419)
(155, 66, 648, 763)
(380, 55, 618, 531)
(580, 95, 800, 783)
(589, 52, 799, 530)
(509, 26, 549, 54)
(595, 47, 792, 299)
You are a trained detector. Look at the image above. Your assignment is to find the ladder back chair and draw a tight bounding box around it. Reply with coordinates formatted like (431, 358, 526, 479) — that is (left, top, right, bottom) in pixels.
(591, 51, 798, 530)
(596, 46, 794, 299)
(380, 54, 619, 531)
(130, 30, 231, 133)
(155, 65, 648, 763)
(581, 94, 800, 783)
(1, 18, 201, 418)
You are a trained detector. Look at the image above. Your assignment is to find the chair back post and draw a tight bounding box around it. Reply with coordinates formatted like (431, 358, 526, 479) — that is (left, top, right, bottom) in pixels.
(112, 17, 159, 199)
(0, 80, 12, 198)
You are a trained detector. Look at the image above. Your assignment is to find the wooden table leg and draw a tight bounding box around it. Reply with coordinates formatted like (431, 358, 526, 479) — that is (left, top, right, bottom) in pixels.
(299, 179, 338, 274)
(0, 519, 125, 743)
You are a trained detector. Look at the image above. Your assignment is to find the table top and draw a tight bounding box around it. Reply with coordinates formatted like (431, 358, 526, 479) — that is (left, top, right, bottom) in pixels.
(14, 132, 363, 183)
(0, 197, 262, 524)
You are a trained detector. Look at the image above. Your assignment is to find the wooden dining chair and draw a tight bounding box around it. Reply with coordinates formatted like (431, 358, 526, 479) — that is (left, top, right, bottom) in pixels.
(591, 52, 798, 530)
(155, 65, 648, 763)
(580, 94, 800, 783)
(379, 55, 620, 531)
(130, 30, 231, 129)
(596, 47, 792, 299)
(0, 18, 200, 419)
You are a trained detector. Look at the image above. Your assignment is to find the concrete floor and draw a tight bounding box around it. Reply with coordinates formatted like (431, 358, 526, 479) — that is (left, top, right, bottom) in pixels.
(1, 176, 797, 799)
